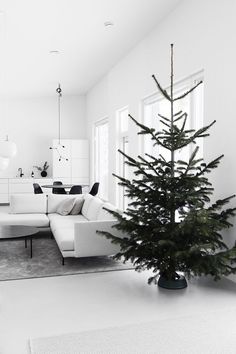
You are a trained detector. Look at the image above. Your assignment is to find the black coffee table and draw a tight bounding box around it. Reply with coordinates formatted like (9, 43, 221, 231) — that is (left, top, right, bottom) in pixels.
(0, 225, 39, 258)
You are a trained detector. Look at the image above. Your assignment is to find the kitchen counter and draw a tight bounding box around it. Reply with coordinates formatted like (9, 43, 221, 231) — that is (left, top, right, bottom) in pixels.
(0, 178, 53, 203)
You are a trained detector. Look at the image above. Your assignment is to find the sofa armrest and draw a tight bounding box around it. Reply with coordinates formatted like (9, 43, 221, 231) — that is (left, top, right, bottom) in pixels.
(74, 220, 124, 257)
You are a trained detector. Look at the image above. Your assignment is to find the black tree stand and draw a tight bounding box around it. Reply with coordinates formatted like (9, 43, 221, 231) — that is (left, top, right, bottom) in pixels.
(158, 273, 187, 290)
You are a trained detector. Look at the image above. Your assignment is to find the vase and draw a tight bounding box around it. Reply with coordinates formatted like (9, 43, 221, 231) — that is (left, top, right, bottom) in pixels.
(158, 273, 187, 290)
(41, 170, 47, 177)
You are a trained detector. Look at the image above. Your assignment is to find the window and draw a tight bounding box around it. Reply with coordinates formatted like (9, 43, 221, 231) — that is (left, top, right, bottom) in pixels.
(142, 72, 204, 162)
(94, 118, 109, 200)
(116, 107, 129, 210)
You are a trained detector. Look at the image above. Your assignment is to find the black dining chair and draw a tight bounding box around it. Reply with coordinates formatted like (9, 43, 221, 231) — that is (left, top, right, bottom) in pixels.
(52, 181, 67, 194)
(69, 185, 82, 194)
(89, 182, 99, 196)
(33, 183, 43, 194)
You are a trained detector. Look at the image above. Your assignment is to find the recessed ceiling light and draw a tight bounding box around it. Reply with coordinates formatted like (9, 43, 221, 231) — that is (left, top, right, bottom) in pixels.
(104, 21, 114, 27)
(49, 50, 60, 54)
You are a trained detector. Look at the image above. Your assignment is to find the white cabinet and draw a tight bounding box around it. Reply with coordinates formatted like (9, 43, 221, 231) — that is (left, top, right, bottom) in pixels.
(71, 140, 89, 159)
(71, 159, 89, 180)
(52, 139, 89, 184)
(0, 178, 53, 204)
(9, 179, 34, 194)
(0, 179, 9, 203)
(9, 178, 53, 195)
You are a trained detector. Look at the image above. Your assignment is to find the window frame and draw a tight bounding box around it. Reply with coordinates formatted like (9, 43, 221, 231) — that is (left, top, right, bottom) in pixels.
(93, 117, 109, 201)
(116, 106, 129, 210)
(141, 71, 204, 159)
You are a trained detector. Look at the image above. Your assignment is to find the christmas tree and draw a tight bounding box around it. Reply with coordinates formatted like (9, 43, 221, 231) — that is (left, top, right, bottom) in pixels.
(98, 44, 236, 289)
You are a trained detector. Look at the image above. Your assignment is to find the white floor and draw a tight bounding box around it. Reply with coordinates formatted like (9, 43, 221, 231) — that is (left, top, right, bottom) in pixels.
(1, 203, 236, 353)
(1, 269, 236, 354)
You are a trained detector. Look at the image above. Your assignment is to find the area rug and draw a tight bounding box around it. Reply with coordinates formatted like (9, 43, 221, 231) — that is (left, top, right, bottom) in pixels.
(29, 309, 236, 354)
(0, 230, 133, 281)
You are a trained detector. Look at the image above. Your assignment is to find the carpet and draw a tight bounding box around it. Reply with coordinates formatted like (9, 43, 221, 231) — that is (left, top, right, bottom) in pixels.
(29, 309, 236, 354)
(0, 229, 133, 281)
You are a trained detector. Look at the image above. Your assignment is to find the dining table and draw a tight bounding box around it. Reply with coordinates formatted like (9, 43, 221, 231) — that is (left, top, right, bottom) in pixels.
(41, 184, 89, 194)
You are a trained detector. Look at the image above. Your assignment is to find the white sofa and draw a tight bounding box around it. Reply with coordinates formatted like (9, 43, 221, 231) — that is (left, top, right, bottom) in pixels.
(0, 193, 123, 263)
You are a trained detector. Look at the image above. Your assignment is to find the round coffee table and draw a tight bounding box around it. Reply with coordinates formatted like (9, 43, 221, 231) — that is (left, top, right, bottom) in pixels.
(0, 225, 39, 258)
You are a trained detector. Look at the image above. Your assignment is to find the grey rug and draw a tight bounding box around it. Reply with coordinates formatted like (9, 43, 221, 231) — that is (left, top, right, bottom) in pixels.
(0, 229, 133, 281)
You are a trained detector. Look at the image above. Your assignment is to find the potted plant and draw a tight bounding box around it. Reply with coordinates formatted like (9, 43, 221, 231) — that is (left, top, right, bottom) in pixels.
(34, 161, 49, 177)
(98, 44, 236, 289)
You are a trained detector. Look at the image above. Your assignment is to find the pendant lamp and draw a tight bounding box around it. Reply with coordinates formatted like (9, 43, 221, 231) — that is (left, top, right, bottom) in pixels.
(49, 84, 68, 161)
(0, 135, 17, 158)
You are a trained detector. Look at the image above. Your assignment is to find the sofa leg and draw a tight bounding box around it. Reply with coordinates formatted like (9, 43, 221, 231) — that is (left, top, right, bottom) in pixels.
(62, 257, 65, 266)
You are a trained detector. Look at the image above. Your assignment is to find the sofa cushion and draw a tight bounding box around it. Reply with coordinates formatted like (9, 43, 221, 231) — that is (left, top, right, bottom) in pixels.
(47, 194, 76, 214)
(10, 194, 47, 214)
(57, 198, 76, 216)
(96, 202, 117, 221)
(53, 227, 74, 251)
(0, 213, 50, 227)
(86, 197, 104, 221)
(70, 196, 84, 215)
(81, 194, 94, 218)
(48, 213, 87, 232)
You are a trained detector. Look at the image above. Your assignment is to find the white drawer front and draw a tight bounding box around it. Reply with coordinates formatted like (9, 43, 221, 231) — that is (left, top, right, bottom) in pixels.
(10, 178, 33, 184)
(0, 184, 8, 193)
(9, 183, 34, 194)
(0, 179, 8, 184)
(0, 194, 9, 203)
(34, 178, 53, 184)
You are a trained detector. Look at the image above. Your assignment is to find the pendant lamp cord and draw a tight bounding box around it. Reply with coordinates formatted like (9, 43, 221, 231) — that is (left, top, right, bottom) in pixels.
(56, 84, 62, 145)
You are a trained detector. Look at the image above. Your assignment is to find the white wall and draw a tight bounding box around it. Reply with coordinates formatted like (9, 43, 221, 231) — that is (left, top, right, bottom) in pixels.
(86, 0, 236, 245)
(86, 76, 109, 188)
(0, 95, 86, 178)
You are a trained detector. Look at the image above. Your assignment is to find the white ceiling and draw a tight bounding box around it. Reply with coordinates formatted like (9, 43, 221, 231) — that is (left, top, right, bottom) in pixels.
(0, 0, 181, 97)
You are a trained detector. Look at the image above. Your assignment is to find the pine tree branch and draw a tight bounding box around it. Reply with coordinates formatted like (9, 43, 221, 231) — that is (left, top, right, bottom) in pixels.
(177, 120, 216, 149)
(129, 114, 167, 149)
(174, 110, 183, 117)
(174, 112, 187, 123)
(179, 114, 188, 134)
(137, 155, 160, 176)
(158, 113, 171, 122)
(173, 80, 203, 101)
(116, 150, 151, 178)
(159, 120, 171, 128)
(182, 146, 200, 176)
(196, 155, 224, 177)
(152, 75, 171, 101)
(208, 195, 236, 211)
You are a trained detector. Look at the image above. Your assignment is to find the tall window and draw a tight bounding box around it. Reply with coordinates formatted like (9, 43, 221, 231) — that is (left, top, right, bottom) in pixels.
(116, 107, 129, 210)
(142, 72, 204, 162)
(94, 118, 109, 200)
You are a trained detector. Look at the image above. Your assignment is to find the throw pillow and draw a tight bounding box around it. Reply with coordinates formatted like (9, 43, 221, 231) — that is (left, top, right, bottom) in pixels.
(70, 197, 84, 215)
(57, 198, 76, 216)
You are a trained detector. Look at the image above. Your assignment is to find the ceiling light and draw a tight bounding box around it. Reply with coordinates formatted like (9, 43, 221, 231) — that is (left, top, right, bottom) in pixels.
(49, 50, 60, 54)
(104, 21, 114, 27)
